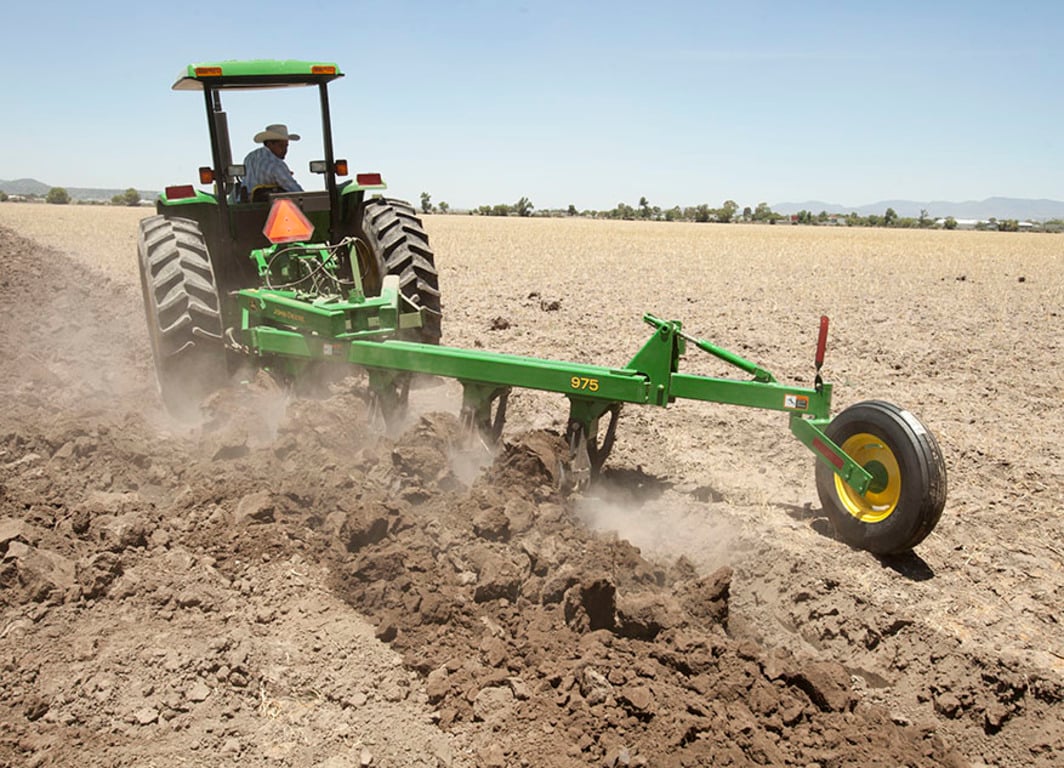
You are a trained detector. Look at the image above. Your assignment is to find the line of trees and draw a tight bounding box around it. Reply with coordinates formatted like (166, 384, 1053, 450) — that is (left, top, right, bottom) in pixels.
(414, 193, 1048, 231)
(473, 196, 535, 217)
(418, 194, 782, 223)
(464, 197, 780, 223)
(1, 187, 144, 206)
(586, 199, 780, 223)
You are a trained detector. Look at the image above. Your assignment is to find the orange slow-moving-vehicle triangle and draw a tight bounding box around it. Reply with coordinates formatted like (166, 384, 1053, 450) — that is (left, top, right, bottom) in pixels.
(263, 198, 315, 244)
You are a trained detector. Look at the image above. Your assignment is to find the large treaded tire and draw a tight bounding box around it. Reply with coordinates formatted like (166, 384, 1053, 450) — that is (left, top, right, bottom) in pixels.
(815, 400, 947, 555)
(137, 215, 228, 420)
(359, 198, 442, 344)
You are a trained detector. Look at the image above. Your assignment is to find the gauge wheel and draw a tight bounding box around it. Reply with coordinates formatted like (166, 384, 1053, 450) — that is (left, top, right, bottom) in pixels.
(815, 400, 947, 554)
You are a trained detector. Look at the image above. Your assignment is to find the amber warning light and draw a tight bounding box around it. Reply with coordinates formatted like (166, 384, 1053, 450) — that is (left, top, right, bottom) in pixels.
(263, 199, 315, 244)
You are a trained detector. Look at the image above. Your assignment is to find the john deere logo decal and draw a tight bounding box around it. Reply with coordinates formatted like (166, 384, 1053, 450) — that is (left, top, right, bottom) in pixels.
(274, 308, 306, 323)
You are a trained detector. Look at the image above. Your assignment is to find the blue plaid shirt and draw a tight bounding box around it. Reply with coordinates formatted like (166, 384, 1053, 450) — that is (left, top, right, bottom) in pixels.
(242, 146, 302, 194)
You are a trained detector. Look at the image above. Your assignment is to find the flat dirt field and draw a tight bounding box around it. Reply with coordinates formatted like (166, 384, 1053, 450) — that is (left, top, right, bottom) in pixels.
(0, 202, 1061, 767)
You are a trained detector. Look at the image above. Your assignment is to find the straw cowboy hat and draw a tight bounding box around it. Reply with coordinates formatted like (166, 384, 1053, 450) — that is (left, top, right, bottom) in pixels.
(254, 124, 301, 143)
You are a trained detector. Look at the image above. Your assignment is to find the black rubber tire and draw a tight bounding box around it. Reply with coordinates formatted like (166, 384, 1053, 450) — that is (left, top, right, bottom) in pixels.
(137, 215, 228, 420)
(358, 198, 442, 344)
(815, 400, 947, 555)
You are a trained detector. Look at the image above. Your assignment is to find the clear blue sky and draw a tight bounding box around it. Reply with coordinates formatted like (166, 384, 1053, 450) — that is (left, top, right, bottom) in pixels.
(3, 0, 1061, 210)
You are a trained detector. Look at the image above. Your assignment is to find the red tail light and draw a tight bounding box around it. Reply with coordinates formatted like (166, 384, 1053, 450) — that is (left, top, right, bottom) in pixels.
(165, 185, 196, 200)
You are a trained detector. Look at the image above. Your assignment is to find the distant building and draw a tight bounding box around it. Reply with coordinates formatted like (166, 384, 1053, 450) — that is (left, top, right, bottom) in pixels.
(940, 216, 987, 228)
(934, 218, 1035, 231)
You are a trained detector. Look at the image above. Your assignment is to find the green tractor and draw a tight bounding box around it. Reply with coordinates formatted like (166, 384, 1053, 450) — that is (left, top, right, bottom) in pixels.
(138, 59, 440, 419)
(139, 59, 947, 556)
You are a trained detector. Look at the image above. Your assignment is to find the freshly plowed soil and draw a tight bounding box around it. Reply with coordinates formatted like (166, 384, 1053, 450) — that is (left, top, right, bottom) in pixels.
(1, 212, 1061, 767)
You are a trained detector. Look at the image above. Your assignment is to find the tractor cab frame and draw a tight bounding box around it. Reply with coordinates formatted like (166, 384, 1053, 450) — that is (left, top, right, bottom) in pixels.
(161, 60, 387, 301)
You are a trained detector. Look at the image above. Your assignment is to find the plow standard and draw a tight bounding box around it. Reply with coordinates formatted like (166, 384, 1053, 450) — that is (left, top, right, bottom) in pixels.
(139, 59, 946, 556)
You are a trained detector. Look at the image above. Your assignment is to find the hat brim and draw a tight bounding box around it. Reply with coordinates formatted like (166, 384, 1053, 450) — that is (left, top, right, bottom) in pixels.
(254, 131, 301, 143)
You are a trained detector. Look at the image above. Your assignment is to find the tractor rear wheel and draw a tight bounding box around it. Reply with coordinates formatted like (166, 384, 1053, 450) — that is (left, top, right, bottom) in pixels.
(358, 198, 442, 344)
(137, 215, 228, 420)
(815, 400, 947, 555)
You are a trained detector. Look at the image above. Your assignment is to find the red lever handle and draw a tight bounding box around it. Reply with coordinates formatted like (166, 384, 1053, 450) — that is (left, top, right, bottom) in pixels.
(815, 315, 829, 369)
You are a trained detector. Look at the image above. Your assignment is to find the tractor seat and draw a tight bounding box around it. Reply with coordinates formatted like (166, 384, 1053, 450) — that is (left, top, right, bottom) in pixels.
(230, 183, 281, 205)
(250, 184, 281, 203)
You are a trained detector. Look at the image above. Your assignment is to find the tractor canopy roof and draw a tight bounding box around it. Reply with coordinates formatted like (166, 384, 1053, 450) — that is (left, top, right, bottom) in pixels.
(173, 60, 344, 91)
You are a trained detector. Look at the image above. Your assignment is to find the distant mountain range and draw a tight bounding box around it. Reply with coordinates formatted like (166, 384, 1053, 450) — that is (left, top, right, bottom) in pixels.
(771, 196, 1064, 221)
(0, 178, 157, 202)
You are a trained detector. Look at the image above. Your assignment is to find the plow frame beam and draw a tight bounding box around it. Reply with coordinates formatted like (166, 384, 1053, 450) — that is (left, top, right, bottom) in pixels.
(236, 300, 875, 498)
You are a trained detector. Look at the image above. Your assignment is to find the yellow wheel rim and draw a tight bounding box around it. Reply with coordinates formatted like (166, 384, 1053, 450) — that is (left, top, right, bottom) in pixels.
(833, 433, 901, 523)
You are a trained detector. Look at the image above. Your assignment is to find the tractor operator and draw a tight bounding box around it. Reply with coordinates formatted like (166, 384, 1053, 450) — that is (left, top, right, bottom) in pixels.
(241, 124, 303, 200)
